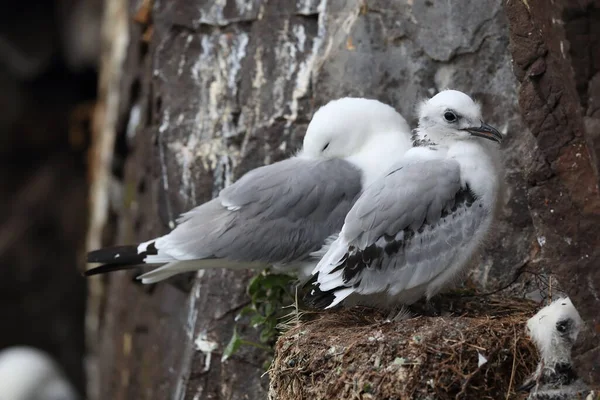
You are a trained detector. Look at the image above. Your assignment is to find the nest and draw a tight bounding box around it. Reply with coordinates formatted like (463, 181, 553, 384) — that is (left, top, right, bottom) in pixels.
(269, 294, 539, 400)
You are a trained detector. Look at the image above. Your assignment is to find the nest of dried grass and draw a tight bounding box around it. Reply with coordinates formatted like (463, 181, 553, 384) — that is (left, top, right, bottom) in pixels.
(269, 294, 539, 400)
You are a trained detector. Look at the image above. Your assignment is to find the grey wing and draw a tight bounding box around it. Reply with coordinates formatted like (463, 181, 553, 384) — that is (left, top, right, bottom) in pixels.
(159, 157, 362, 263)
(342, 159, 463, 249)
(313, 158, 489, 302)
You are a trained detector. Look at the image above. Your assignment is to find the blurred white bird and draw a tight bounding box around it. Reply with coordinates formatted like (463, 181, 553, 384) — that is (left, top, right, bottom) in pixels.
(85, 97, 412, 283)
(519, 297, 595, 400)
(0, 346, 78, 400)
(308, 90, 504, 309)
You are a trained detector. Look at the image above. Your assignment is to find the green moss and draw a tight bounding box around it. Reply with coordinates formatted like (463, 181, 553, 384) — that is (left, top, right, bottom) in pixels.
(224, 270, 296, 364)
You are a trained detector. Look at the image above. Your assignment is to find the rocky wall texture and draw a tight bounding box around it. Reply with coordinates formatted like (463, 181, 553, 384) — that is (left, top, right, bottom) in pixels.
(0, 0, 99, 395)
(504, 0, 600, 384)
(89, 0, 600, 398)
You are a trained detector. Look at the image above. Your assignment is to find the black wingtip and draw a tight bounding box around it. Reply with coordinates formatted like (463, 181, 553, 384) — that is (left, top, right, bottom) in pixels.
(83, 263, 140, 277)
(85, 243, 160, 277)
(87, 244, 157, 265)
(301, 275, 338, 310)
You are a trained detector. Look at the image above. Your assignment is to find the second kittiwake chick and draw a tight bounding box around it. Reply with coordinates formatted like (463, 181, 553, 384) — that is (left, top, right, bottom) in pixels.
(519, 297, 595, 400)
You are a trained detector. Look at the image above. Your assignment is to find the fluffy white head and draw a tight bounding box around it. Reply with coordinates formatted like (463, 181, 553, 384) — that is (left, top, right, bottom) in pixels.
(301, 97, 412, 185)
(301, 97, 411, 159)
(0, 346, 79, 400)
(415, 90, 503, 146)
(527, 297, 584, 365)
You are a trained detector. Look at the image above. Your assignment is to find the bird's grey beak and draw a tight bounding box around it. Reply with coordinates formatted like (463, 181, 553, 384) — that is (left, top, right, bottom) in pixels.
(465, 122, 503, 143)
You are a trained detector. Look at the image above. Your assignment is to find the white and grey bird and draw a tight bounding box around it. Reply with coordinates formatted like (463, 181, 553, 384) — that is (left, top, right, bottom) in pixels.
(519, 297, 595, 400)
(307, 90, 504, 309)
(0, 346, 79, 400)
(85, 97, 413, 283)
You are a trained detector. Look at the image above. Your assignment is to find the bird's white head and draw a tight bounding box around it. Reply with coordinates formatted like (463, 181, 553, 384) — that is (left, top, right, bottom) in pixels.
(526, 297, 584, 365)
(301, 97, 411, 160)
(415, 90, 503, 147)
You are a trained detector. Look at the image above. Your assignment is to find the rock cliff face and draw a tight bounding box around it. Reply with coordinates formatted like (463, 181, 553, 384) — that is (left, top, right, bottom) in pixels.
(89, 0, 600, 398)
(0, 1, 98, 395)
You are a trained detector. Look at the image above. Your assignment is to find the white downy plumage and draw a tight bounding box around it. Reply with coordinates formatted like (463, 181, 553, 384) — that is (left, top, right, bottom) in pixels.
(309, 90, 505, 309)
(0, 346, 79, 400)
(520, 297, 594, 400)
(86, 97, 413, 283)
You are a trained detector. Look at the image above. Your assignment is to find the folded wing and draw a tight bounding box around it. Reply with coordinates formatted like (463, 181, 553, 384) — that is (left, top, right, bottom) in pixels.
(160, 157, 362, 264)
(87, 157, 363, 282)
(309, 158, 489, 308)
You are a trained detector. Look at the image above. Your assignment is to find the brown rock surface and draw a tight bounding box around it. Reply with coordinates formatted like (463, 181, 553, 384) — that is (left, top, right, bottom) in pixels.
(89, 0, 600, 397)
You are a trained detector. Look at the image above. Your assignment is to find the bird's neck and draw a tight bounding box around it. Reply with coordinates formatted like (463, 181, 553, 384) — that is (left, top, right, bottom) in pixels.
(447, 141, 502, 203)
(537, 360, 579, 388)
(541, 344, 573, 368)
(411, 128, 439, 148)
(412, 127, 457, 149)
(345, 131, 412, 187)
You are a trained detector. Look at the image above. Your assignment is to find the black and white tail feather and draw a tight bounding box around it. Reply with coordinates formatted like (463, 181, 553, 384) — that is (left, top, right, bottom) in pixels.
(84, 240, 247, 284)
(86, 243, 157, 274)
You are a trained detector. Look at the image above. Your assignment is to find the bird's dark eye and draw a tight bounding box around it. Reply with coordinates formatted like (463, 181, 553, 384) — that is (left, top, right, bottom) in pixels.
(322, 142, 330, 151)
(556, 319, 571, 334)
(444, 111, 458, 122)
